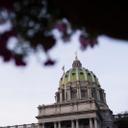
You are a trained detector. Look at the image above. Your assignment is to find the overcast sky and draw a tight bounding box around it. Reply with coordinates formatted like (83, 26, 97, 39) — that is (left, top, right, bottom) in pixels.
(0, 35, 128, 126)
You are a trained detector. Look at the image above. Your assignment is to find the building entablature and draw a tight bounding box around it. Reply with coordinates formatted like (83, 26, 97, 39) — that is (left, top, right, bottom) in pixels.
(37, 99, 109, 120)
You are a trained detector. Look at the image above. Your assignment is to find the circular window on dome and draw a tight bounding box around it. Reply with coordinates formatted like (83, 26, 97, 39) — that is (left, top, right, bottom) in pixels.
(80, 72, 83, 75)
(72, 73, 75, 75)
(65, 75, 68, 77)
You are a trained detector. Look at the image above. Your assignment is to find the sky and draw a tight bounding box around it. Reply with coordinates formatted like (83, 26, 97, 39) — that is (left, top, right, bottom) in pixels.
(0, 34, 128, 126)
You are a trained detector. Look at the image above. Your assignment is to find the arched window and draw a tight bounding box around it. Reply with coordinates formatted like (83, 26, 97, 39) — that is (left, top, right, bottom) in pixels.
(81, 88, 87, 99)
(56, 92, 60, 102)
(71, 88, 77, 99)
(92, 88, 97, 99)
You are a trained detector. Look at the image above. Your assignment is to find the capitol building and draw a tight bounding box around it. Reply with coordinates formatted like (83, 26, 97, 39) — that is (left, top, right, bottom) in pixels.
(1, 57, 116, 128)
(36, 57, 113, 128)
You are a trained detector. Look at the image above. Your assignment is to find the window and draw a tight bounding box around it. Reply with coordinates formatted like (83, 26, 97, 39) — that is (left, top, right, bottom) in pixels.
(56, 92, 60, 102)
(71, 88, 77, 99)
(92, 88, 97, 99)
(80, 72, 83, 75)
(65, 75, 68, 77)
(72, 73, 75, 75)
(81, 89, 87, 99)
(62, 89, 65, 101)
(100, 90, 104, 102)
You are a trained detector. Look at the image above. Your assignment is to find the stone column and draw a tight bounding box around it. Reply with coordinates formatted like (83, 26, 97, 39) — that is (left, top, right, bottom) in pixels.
(97, 120, 100, 128)
(87, 87, 92, 98)
(89, 118, 93, 128)
(71, 120, 75, 128)
(42, 123, 45, 128)
(77, 87, 80, 99)
(79, 87, 81, 99)
(76, 120, 79, 128)
(58, 122, 61, 128)
(59, 89, 62, 102)
(55, 92, 57, 103)
(31, 123, 35, 128)
(94, 119, 98, 128)
(67, 86, 71, 100)
(103, 92, 107, 104)
(97, 89, 100, 101)
(54, 122, 57, 128)
(64, 86, 67, 101)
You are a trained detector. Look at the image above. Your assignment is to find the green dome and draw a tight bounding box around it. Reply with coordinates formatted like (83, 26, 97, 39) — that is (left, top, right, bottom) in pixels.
(59, 58, 100, 87)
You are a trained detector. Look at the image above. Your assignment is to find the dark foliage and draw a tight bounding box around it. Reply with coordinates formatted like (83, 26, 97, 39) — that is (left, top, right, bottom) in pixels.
(0, 0, 128, 66)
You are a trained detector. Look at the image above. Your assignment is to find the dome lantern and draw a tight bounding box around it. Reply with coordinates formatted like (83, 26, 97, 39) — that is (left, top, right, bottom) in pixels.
(72, 55, 82, 68)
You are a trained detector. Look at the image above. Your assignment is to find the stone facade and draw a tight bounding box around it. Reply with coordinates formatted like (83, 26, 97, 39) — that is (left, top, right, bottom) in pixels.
(36, 58, 114, 128)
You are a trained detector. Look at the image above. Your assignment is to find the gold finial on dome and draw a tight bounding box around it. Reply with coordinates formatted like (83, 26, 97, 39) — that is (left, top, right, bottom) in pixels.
(75, 51, 78, 60)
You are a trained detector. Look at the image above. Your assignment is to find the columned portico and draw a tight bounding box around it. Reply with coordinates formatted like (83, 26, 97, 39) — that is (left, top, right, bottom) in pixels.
(42, 119, 101, 128)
